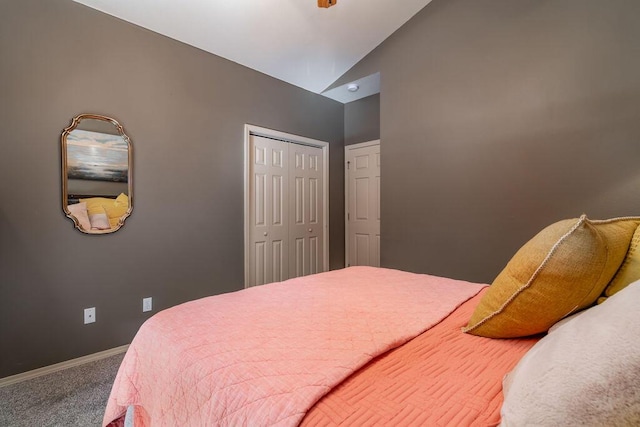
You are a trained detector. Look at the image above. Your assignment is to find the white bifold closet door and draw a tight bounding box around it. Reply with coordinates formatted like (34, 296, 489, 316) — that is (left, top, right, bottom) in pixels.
(249, 135, 324, 287)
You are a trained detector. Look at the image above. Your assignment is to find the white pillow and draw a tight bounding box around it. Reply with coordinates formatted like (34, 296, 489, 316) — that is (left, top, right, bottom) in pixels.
(500, 280, 640, 427)
(88, 206, 111, 230)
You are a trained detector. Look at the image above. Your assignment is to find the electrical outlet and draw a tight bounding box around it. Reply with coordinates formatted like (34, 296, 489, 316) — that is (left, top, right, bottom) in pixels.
(143, 297, 152, 313)
(84, 307, 96, 324)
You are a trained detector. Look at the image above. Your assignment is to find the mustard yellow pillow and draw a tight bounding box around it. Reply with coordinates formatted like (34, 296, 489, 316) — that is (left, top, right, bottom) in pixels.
(81, 197, 115, 212)
(598, 225, 640, 303)
(114, 193, 129, 208)
(104, 203, 127, 221)
(109, 193, 130, 227)
(463, 215, 640, 338)
(81, 196, 128, 221)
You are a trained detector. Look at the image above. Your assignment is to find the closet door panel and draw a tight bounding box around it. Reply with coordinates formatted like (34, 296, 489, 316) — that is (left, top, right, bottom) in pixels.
(289, 144, 324, 279)
(249, 135, 289, 286)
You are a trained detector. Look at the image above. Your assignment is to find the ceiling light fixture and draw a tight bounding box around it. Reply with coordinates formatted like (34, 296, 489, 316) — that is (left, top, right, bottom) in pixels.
(347, 83, 359, 92)
(318, 0, 337, 8)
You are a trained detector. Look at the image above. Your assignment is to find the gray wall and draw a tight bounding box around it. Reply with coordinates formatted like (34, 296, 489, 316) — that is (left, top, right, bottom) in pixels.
(345, 94, 380, 145)
(334, 0, 640, 282)
(0, 0, 344, 377)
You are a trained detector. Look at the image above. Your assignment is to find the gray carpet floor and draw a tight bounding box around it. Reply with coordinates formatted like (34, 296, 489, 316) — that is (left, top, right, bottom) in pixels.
(0, 353, 124, 427)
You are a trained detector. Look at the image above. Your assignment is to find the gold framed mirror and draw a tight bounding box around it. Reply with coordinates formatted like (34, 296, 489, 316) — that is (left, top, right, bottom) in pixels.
(61, 114, 133, 234)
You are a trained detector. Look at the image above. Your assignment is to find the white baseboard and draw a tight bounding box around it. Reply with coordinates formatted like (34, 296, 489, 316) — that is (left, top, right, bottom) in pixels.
(0, 344, 129, 388)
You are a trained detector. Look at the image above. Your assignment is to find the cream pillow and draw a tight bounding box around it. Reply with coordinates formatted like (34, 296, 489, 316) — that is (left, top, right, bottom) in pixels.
(67, 202, 91, 231)
(499, 281, 640, 426)
(464, 215, 639, 338)
(88, 205, 110, 230)
(599, 224, 640, 303)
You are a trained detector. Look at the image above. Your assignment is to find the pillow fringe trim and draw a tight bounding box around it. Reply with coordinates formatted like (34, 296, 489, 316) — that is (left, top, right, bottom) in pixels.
(462, 214, 588, 334)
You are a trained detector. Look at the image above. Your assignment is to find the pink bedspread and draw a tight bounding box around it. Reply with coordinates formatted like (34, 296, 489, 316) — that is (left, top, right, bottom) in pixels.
(302, 289, 539, 426)
(103, 267, 485, 426)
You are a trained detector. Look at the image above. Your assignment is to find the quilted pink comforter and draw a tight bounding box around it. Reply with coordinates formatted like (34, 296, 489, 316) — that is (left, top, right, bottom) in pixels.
(103, 267, 485, 426)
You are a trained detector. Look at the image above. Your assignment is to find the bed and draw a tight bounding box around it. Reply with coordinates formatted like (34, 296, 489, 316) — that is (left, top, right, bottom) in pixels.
(103, 215, 640, 426)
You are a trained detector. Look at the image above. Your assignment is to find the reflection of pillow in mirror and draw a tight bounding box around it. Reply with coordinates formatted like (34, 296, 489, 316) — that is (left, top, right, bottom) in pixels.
(106, 202, 127, 219)
(108, 216, 123, 228)
(82, 198, 111, 216)
(500, 281, 640, 426)
(67, 202, 91, 231)
(87, 206, 110, 230)
(81, 197, 127, 221)
(114, 193, 129, 208)
(81, 197, 115, 211)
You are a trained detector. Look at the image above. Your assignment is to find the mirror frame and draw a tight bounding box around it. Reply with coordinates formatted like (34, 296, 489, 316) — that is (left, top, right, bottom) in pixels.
(61, 113, 133, 234)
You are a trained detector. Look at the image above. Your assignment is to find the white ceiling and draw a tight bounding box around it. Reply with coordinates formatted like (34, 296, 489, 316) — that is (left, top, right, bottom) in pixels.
(73, 0, 432, 102)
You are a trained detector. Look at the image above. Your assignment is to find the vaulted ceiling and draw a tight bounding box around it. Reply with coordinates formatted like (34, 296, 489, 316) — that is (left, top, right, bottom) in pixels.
(73, 0, 433, 102)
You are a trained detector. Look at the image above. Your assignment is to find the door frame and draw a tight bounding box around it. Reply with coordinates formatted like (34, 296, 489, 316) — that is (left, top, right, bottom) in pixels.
(344, 139, 380, 267)
(244, 124, 330, 287)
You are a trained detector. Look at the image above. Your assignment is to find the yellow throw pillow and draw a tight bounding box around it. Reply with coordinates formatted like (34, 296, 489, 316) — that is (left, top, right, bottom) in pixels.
(108, 216, 125, 228)
(104, 203, 127, 221)
(81, 196, 128, 221)
(598, 225, 640, 303)
(81, 197, 115, 212)
(463, 215, 640, 338)
(114, 192, 129, 208)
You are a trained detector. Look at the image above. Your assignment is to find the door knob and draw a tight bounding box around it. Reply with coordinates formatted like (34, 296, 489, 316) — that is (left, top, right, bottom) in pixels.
(308, 228, 312, 232)
(263, 232, 268, 236)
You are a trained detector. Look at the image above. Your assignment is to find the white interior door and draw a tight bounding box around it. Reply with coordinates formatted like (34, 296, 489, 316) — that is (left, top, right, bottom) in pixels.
(246, 127, 328, 288)
(249, 135, 289, 286)
(346, 141, 380, 267)
(289, 143, 324, 278)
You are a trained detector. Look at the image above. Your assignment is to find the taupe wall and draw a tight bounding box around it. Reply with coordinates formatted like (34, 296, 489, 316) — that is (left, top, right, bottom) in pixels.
(0, 0, 344, 377)
(335, 0, 640, 282)
(345, 94, 380, 146)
